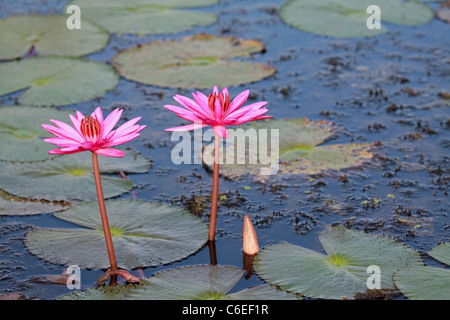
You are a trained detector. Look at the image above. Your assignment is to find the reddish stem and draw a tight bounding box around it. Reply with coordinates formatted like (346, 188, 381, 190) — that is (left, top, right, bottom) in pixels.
(91, 152, 118, 271)
(208, 134, 220, 241)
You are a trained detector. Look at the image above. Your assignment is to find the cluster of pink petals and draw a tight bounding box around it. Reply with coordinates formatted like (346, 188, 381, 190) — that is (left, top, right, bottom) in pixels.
(164, 86, 271, 138)
(41, 107, 146, 158)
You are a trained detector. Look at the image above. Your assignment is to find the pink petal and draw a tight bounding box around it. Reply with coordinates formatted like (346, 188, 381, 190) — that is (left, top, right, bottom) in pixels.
(213, 86, 219, 95)
(173, 95, 210, 119)
(49, 146, 83, 155)
(76, 111, 85, 121)
(164, 105, 203, 123)
(102, 132, 141, 147)
(114, 117, 144, 136)
(101, 108, 122, 138)
(224, 90, 250, 116)
(49, 119, 84, 141)
(92, 107, 104, 124)
(165, 123, 208, 132)
(43, 137, 81, 148)
(212, 125, 228, 138)
(225, 101, 267, 120)
(41, 124, 84, 143)
(94, 148, 125, 158)
(69, 114, 83, 137)
(214, 97, 223, 120)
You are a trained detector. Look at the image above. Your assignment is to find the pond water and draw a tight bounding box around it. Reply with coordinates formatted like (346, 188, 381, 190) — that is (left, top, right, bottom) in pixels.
(0, 0, 449, 300)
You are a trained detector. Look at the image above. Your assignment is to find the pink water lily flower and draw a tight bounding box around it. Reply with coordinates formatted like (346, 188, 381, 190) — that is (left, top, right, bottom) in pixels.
(164, 86, 271, 138)
(42, 107, 146, 157)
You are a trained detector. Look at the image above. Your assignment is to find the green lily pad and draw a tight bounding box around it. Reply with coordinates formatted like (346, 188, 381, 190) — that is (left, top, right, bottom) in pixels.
(0, 15, 109, 60)
(0, 149, 150, 202)
(204, 118, 374, 179)
(66, 0, 218, 35)
(25, 200, 208, 269)
(280, 0, 434, 38)
(253, 225, 422, 299)
(58, 265, 301, 300)
(428, 242, 450, 266)
(111, 34, 275, 89)
(0, 189, 66, 216)
(393, 265, 450, 300)
(0, 57, 119, 106)
(0, 106, 73, 162)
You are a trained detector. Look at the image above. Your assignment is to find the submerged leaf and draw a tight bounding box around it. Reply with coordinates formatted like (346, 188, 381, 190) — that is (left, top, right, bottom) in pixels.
(0, 15, 109, 60)
(111, 34, 275, 89)
(67, 0, 218, 35)
(253, 225, 422, 299)
(0, 57, 119, 106)
(26, 200, 208, 270)
(280, 0, 434, 38)
(0, 149, 149, 202)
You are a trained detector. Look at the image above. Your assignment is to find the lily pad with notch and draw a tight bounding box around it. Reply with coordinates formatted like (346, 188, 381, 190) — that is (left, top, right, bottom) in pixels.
(280, 0, 434, 38)
(57, 265, 301, 299)
(203, 118, 375, 180)
(0, 15, 109, 60)
(25, 200, 208, 270)
(393, 242, 450, 301)
(66, 0, 219, 35)
(0, 57, 119, 106)
(253, 225, 422, 299)
(111, 34, 275, 89)
(0, 148, 150, 202)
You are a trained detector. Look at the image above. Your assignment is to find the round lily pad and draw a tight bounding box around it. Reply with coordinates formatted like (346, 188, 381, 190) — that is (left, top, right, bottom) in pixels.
(0, 57, 119, 106)
(58, 265, 301, 300)
(66, 0, 218, 35)
(393, 265, 450, 300)
(0, 106, 72, 162)
(25, 200, 208, 269)
(0, 148, 150, 202)
(280, 0, 434, 38)
(0, 15, 109, 60)
(253, 225, 422, 299)
(111, 34, 275, 89)
(0, 189, 66, 216)
(204, 118, 375, 179)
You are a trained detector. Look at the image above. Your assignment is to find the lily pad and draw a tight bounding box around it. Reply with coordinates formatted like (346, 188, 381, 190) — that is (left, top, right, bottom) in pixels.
(66, 0, 218, 35)
(0, 106, 72, 162)
(0, 149, 150, 202)
(111, 34, 275, 89)
(204, 118, 375, 179)
(428, 242, 450, 266)
(0, 57, 119, 106)
(58, 265, 301, 299)
(280, 0, 434, 38)
(253, 225, 422, 299)
(0, 189, 66, 216)
(25, 200, 208, 269)
(0, 15, 109, 60)
(393, 265, 450, 300)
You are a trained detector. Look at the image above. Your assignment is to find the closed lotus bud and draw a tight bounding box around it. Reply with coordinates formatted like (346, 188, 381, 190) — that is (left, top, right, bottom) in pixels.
(243, 215, 259, 255)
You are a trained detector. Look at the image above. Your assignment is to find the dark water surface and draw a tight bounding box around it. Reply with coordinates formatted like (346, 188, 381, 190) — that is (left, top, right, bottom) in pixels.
(0, 0, 449, 300)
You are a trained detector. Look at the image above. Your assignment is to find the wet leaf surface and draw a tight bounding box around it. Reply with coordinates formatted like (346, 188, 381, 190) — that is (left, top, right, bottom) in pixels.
(26, 200, 208, 270)
(67, 0, 219, 35)
(0, 15, 109, 60)
(111, 34, 275, 89)
(0, 57, 119, 106)
(253, 225, 422, 299)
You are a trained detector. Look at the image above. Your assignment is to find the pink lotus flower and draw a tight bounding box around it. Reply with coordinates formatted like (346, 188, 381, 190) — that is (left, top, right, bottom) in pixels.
(164, 86, 271, 138)
(41, 107, 146, 157)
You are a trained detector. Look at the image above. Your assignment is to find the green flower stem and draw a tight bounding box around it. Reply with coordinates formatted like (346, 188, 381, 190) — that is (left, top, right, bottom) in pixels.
(208, 134, 220, 241)
(91, 152, 118, 271)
